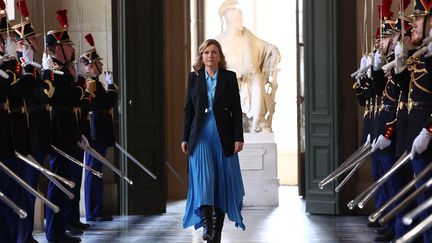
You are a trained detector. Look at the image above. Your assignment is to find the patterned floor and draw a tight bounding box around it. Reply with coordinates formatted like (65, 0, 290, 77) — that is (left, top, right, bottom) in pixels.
(34, 186, 377, 242)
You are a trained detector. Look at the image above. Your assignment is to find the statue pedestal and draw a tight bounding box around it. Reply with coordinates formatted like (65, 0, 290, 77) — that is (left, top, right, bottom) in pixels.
(239, 133, 279, 207)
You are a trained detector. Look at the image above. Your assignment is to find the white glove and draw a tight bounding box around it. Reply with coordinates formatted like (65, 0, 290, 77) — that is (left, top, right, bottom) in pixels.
(81, 134, 91, 148)
(395, 41, 408, 73)
(22, 45, 34, 63)
(394, 41, 408, 57)
(360, 55, 367, 70)
(358, 55, 367, 75)
(373, 51, 384, 71)
(355, 55, 368, 79)
(5, 37, 16, 56)
(104, 71, 113, 85)
(425, 41, 432, 58)
(75, 60, 86, 77)
(366, 54, 373, 78)
(355, 72, 363, 80)
(20, 45, 37, 75)
(0, 69, 8, 79)
(425, 28, 432, 57)
(371, 135, 392, 152)
(42, 53, 52, 70)
(410, 128, 432, 160)
(371, 138, 377, 148)
(364, 134, 371, 146)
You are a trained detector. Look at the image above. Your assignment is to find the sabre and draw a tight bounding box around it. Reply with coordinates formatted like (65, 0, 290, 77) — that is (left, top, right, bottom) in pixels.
(369, 159, 432, 223)
(0, 160, 59, 213)
(15, 151, 75, 189)
(115, 142, 157, 180)
(379, 177, 432, 226)
(335, 154, 369, 192)
(79, 136, 133, 185)
(0, 190, 27, 219)
(364, 0, 368, 55)
(345, 152, 378, 209)
(165, 161, 184, 184)
(351, 64, 372, 78)
(350, 0, 370, 78)
(382, 60, 396, 72)
(402, 196, 432, 226)
(396, 213, 432, 243)
(371, 0, 374, 56)
(380, 0, 383, 45)
(320, 145, 372, 189)
(357, 152, 411, 209)
(319, 143, 370, 187)
(400, 0, 404, 41)
(27, 155, 75, 200)
(51, 145, 103, 178)
(16, 153, 75, 199)
(383, 1, 408, 73)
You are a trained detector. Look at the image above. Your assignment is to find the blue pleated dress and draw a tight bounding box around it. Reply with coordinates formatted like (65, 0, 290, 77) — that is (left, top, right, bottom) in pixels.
(182, 70, 246, 231)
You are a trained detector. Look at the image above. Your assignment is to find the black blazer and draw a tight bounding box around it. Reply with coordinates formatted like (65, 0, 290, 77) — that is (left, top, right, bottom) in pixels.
(182, 68, 244, 157)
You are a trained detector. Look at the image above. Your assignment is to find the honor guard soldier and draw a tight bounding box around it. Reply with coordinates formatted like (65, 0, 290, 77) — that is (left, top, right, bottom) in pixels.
(11, 1, 54, 242)
(354, 50, 381, 228)
(81, 33, 117, 222)
(0, 1, 20, 241)
(393, 0, 432, 242)
(371, 12, 417, 241)
(366, 16, 398, 241)
(354, 8, 395, 231)
(369, 18, 396, 241)
(393, 16, 415, 161)
(69, 69, 91, 232)
(44, 9, 83, 243)
(63, 62, 90, 233)
(6, 1, 34, 242)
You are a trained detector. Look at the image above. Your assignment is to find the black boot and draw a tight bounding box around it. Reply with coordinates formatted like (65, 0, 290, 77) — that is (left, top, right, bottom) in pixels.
(373, 226, 388, 234)
(212, 207, 225, 243)
(200, 206, 213, 241)
(374, 230, 394, 242)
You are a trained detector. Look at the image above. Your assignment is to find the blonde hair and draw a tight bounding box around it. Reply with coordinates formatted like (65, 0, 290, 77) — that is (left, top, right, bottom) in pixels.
(192, 39, 227, 73)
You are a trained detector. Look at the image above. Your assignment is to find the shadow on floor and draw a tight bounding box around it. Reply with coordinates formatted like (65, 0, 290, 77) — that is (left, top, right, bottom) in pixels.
(34, 186, 376, 242)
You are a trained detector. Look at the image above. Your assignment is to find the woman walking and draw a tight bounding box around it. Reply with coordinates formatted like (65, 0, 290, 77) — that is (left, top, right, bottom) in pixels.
(181, 39, 246, 242)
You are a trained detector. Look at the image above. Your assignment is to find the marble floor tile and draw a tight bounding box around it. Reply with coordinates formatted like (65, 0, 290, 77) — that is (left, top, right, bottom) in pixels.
(33, 186, 377, 243)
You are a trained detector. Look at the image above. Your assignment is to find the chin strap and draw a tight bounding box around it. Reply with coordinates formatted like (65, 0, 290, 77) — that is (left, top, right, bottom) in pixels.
(105, 0, 109, 72)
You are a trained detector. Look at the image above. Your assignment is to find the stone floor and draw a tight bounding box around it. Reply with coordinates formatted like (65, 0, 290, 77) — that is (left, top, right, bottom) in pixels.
(34, 186, 377, 242)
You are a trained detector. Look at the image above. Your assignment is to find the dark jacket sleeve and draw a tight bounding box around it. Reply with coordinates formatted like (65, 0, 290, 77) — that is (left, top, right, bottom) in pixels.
(73, 76, 85, 106)
(181, 72, 195, 143)
(230, 71, 244, 142)
(392, 67, 411, 95)
(16, 73, 34, 100)
(424, 115, 432, 131)
(354, 76, 371, 106)
(354, 82, 366, 106)
(9, 73, 30, 103)
(92, 81, 118, 109)
(371, 68, 386, 96)
(0, 75, 9, 97)
(28, 73, 51, 105)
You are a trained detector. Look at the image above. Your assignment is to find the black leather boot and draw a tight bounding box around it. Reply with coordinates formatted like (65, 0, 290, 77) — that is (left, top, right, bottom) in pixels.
(200, 206, 213, 241)
(212, 207, 225, 243)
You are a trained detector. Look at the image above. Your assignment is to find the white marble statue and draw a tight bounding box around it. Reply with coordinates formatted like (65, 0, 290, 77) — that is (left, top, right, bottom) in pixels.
(216, 0, 281, 133)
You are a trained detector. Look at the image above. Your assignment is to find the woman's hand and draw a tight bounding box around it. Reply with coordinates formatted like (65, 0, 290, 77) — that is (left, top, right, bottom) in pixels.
(181, 142, 188, 155)
(234, 141, 244, 153)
